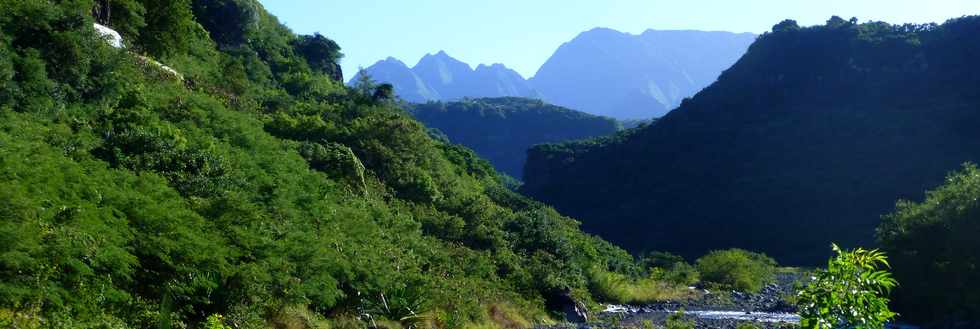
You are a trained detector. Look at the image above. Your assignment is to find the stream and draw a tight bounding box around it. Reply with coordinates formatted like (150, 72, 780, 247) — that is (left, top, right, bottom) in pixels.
(600, 304, 800, 328)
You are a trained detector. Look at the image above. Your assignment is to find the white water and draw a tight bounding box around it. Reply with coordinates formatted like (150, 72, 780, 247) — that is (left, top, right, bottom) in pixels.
(685, 310, 800, 323)
(602, 305, 799, 324)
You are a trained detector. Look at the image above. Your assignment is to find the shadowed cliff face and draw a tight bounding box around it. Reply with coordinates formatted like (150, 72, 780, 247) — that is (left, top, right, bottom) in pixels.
(529, 28, 756, 119)
(522, 17, 980, 265)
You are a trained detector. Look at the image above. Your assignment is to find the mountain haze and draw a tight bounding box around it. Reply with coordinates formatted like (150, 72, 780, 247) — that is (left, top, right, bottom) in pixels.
(530, 28, 756, 119)
(354, 29, 755, 119)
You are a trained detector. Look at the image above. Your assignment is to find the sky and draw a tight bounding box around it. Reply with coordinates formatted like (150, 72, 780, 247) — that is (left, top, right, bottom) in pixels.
(258, 0, 979, 80)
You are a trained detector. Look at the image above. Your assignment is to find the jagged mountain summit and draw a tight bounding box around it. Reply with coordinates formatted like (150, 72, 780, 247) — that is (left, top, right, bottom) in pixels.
(348, 51, 539, 102)
(530, 28, 756, 119)
(353, 29, 754, 118)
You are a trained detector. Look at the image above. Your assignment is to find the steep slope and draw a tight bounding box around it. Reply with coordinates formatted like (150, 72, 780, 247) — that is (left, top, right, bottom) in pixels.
(0, 1, 641, 327)
(469, 64, 541, 99)
(529, 28, 756, 119)
(522, 17, 980, 265)
(413, 50, 474, 100)
(407, 97, 621, 178)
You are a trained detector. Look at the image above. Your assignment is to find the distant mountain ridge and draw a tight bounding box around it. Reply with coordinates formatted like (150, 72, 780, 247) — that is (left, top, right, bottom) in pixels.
(351, 28, 755, 118)
(349, 51, 539, 103)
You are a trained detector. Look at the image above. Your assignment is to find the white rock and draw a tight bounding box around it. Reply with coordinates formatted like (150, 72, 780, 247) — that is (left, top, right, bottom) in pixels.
(93, 23, 123, 48)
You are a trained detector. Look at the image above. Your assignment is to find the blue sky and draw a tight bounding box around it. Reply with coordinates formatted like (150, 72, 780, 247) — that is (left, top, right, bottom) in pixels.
(258, 0, 979, 79)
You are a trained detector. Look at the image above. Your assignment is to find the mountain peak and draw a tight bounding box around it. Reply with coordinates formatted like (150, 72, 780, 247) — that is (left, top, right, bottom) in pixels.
(476, 63, 510, 70)
(577, 27, 631, 39)
(380, 57, 408, 66)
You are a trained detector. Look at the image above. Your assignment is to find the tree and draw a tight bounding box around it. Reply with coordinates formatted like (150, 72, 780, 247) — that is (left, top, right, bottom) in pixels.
(878, 164, 980, 324)
(137, 0, 198, 58)
(773, 19, 800, 33)
(191, 0, 259, 46)
(292, 33, 344, 81)
(825, 16, 850, 29)
(105, 0, 147, 42)
(372, 83, 394, 102)
(352, 67, 377, 98)
(798, 244, 897, 329)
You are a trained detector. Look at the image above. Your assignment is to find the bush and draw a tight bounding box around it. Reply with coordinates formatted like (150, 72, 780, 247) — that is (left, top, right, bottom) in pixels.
(695, 249, 777, 293)
(651, 262, 701, 287)
(798, 244, 897, 329)
(878, 163, 980, 324)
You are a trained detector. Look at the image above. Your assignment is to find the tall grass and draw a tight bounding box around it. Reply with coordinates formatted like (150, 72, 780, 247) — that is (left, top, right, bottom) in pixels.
(588, 268, 694, 304)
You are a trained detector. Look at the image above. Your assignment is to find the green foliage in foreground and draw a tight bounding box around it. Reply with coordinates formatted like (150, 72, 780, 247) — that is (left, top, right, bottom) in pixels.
(798, 245, 897, 329)
(878, 164, 980, 324)
(0, 0, 639, 327)
(696, 249, 777, 293)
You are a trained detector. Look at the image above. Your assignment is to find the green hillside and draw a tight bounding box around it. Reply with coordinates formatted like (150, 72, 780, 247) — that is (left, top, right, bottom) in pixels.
(0, 1, 639, 327)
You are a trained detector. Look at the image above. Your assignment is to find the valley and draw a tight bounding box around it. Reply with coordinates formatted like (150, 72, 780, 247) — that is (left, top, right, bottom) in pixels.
(1, 1, 978, 329)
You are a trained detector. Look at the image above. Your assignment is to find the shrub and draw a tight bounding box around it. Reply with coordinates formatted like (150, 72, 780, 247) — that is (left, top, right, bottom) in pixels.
(695, 249, 777, 293)
(651, 262, 701, 287)
(205, 314, 232, 329)
(798, 244, 897, 329)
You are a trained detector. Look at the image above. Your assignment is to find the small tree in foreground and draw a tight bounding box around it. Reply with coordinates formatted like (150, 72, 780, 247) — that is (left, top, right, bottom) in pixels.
(798, 244, 897, 329)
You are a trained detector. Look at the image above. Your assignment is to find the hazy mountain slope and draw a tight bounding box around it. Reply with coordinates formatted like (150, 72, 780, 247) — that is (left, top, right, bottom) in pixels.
(469, 64, 540, 99)
(408, 97, 620, 178)
(529, 28, 756, 119)
(413, 50, 475, 99)
(522, 17, 980, 265)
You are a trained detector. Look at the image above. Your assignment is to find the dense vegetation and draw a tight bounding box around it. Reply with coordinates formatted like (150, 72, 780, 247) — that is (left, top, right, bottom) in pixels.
(407, 98, 621, 179)
(878, 164, 980, 325)
(523, 16, 980, 265)
(0, 1, 652, 327)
